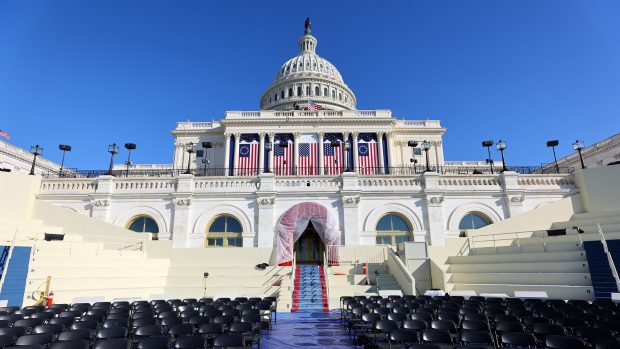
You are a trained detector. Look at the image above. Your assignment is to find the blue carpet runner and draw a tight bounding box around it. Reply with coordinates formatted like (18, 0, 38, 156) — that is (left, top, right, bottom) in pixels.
(0, 246, 32, 307)
(292, 265, 328, 312)
(261, 312, 354, 348)
(584, 240, 619, 299)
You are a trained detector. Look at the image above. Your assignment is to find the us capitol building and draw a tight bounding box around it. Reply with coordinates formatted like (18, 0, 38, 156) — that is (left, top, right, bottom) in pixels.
(30, 20, 576, 261)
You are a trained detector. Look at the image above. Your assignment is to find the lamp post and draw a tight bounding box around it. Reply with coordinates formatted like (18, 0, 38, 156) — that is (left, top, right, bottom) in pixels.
(107, 143, 119, 176)
(421, 140, 432, 172)
(184, 142, 195, 175)
(496, 140, 508, 173)
(408, 140, 418, 173)
(572, 140, 585, 169)
(201, 142, 212, 176)
(482, 140, 494, 174)
(29, 145, 43, 175)
(344, 139, 352, 172)
(264, 141, 272, 173)
(58, 144, 72, 175)
(124, 143, 136, 177)
(546, 140, 560, 173)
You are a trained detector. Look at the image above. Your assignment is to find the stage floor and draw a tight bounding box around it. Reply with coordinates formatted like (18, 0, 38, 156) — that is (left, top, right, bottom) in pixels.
(261, 311, 354, 348)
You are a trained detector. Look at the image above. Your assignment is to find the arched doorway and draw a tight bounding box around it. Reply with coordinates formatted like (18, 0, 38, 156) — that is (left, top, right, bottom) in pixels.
(294, 222, 324, 264)
(276, 202, 340, 266)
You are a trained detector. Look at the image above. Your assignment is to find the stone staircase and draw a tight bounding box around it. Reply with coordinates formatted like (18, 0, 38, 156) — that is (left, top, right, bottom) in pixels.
(326, 264, 402, 307)
(292, 265, 327, 312)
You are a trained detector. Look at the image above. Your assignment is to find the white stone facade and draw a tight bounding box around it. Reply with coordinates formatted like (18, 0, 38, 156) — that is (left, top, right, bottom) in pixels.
(0, 140, 63, 175)
(36, 171, 576, 248)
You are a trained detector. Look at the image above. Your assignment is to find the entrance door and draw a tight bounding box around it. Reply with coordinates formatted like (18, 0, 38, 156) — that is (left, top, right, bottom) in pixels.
(294, 222, 324, 264)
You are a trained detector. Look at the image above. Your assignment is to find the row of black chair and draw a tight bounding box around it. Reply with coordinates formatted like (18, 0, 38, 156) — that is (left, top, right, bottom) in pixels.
(0, 297, 277, 348)
(340, 294, 620, 349)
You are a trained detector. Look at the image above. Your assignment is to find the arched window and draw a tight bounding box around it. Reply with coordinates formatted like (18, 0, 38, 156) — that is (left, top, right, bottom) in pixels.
(323, 88, 328, 96)
(288, 88, 293, 97)
(274, 93, 278, 101)
(331, 90, 335, 99)
(376, 214, 412, 246)
(339, 92, 342, 101)
(459, 213, 491, 230)
(127, 216, 159, 234)
(315, 86, 320, 96)
(280, 90, 285, 99)
(297, 86, 302, 96)
(206, 215, 243, 247)
(306, 86, 311, 95)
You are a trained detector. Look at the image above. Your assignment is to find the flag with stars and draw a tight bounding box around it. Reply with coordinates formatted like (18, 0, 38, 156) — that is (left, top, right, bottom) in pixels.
(298, 134, 318, 175)
(238, 133, 259, 176)
(357, 133, 378, 175)
(274, 134, 294, 176)
(323, 133, 344, 175)
(0, 129, 9, 140)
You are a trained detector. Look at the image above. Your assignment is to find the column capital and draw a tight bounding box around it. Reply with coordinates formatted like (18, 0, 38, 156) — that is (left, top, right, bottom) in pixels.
(377, 132, 384, 139)
(234, 132, 241, 138)
(317, 131, 324, 138)
(259, 131, 266, 137)
(293, 132, 300, 140)
(224, 133, 231, 139)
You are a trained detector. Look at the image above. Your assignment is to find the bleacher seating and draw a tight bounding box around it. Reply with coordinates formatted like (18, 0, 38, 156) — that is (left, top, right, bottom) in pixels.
(0, 297, 276, 348)
(341, 294, 620, 348)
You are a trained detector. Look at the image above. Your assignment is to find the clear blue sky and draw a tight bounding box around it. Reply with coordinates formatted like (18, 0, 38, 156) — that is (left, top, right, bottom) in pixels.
(1, 0, 619, 169)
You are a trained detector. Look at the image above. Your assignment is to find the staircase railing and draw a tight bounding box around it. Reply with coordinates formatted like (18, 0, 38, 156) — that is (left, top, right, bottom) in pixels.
(386, 247, 416, 295)
(323, 251, 330, 307)
(290, 254, 296, 307)
(597, 223, 620, 292)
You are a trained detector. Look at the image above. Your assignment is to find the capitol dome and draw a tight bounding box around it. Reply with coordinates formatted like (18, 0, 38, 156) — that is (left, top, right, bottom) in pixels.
(260, 19, 357, 111)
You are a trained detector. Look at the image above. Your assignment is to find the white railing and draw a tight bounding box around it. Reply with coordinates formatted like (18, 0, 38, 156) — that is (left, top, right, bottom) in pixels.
(468, 228, 584, 253)
(290, 254, 297, 305)
(597, 223, 620, 292)
(326, 245, 388, 266)
(323, 251, 330, 307)
(386, 247, 416, 295)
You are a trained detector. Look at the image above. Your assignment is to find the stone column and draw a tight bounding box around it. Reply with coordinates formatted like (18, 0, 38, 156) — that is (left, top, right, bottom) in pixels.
(341, 172, 361, 245)
(293, 132, 300, 175)
(223, 134, 231, 177)
(386, 132, 395, 169)
(352, 132, 359, 172)
(171, 174, 194, 248)
(268, 133, 275, 173)
(259, 132, 265, 174)
(377, 133, 385, 174)
(233, 133, 240, 176)
(501, 171, 525, 218)
(318, 132, 324, 175)
(422, 171, 445, 245)
(89, 175, 114, 222)
(256, 173, 276, 248)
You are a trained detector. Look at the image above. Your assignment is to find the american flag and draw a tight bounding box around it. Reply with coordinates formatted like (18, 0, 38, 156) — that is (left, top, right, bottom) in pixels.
(307, 99, 323, 111)
(0, 129, 9, 140)
(238, 134, 259, 176)
(274, 134, 294, 176)
(298, 134, 318, 175)
(323, 133, 344, 175)
(357, 133, 378, 175)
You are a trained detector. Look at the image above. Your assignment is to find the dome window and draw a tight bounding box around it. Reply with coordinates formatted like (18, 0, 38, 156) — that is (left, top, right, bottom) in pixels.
(331, 90, 335, 99)
(274, 93, 278, 101)
(315, 86, 320, 96)
(288, 88, 293, 97)
(281, 90, 285, 99)
(306, 86, 311, 95)
(323, 88, 328, 96)
(297, 86, 302, 96)
(339, 92, 342, 101)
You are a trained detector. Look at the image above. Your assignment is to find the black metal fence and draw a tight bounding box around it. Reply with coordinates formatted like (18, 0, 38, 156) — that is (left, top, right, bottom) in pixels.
(42, 165, 575, 179)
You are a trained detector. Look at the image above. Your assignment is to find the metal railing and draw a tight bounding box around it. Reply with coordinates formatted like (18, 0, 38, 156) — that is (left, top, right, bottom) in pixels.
(469, 228, 584, 253)
(326, 244, 389, 267)
(597, 223, 620, 292)
(41, 164, 575, 179)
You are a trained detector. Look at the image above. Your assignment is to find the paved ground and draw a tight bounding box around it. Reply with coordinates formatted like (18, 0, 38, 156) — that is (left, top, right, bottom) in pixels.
(261, 311, 355, 348)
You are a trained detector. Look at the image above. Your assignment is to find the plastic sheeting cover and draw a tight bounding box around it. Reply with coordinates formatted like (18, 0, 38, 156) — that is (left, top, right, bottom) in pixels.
(277, 202, 340, 265)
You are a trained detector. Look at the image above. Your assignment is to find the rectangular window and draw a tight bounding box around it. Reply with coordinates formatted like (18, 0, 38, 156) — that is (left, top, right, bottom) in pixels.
(228, 238, 242, 247)
(208, 238, 223, 246)
(196, 150, 204, 158)
(413, 148, 422, 156)
(376, 236, 391, 245)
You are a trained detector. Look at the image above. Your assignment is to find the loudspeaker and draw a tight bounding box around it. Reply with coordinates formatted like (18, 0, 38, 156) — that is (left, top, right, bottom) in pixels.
(547, 229, 566, 237)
